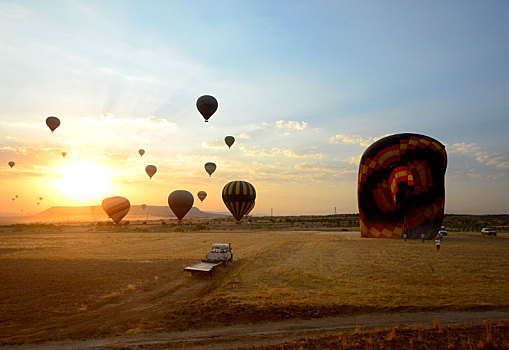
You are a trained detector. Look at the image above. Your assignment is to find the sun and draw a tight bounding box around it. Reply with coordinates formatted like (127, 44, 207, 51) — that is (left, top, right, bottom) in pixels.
(54, 161, 114, 200)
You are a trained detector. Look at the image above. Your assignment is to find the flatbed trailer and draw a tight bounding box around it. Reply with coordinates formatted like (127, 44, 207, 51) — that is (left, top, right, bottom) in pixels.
(184, 261, 224, 276)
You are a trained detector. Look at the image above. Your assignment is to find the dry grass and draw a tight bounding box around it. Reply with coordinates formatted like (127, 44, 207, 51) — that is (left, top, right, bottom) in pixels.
(0, 228, 508, 344)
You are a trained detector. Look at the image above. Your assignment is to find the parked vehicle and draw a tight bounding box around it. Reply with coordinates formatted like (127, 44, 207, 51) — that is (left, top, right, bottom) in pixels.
(184, 243, 233, 276)
(481, 227, 497, 236)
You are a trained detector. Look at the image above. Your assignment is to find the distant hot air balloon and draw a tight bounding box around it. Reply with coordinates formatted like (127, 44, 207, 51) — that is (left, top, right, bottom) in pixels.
(204, 162, 216, 177)
(358, 133, 447, 239)
(196, 95, 218, 122)
(197, 191, 207, 202)
(39, 197, 43, 201)
(8, 161, 15, 168)
(11, 198, 14, 201)
(15, 195, 18, 198)
(225, 136, 235, 149)
(139, 149, 145, 157)
(62, 152, 66, 157)
(145, 165, 157, 179)
(141, 204, 147, 210)
(168, 190, 194, 224)
(37, 202, 40, 205)
(46, 116, 60, 133)
(102, 196, 131, 224)
(222, 181, 256, 223)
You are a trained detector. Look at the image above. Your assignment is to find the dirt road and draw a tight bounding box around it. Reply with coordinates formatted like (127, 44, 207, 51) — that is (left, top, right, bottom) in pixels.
(4, 310, 508, 349)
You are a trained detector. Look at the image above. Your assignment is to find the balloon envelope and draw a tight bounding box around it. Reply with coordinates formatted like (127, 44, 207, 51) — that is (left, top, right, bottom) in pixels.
(358, 133, 447, 239)
(225, 136, 235, 148)
(168, 190, 194, 222)
(145, 165, 157, 179)
(222, 181, 256, 222)
(39, 197, 43, 200)
(8, 161, 15, 168)
(141, 204, 147, 210)
(196, 95, 218, 122)
(62, 152, 66, 157)
(15, 195, 18, 198)
(197, 191, 207, 202)
(102, 196, 130, 224)
(139, 149, 145, 157)
(46, 116, 60, 132)
(204, 162, 216, 176)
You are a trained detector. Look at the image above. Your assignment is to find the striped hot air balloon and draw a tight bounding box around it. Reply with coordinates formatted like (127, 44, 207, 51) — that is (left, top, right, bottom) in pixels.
(222, 181, 256, 222)
(102, 196, 131, 224)
(358, 133, 447, 239)
(197, 191, 207, 202)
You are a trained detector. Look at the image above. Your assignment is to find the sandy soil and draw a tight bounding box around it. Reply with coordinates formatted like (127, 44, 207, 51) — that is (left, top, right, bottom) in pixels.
(0, 227, 508, 348)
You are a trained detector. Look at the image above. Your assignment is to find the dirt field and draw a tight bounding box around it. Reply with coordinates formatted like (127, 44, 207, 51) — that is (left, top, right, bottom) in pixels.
(0, 226, 508, 347)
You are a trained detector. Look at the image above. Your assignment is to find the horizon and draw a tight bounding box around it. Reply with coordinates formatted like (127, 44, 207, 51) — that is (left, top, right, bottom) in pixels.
(1, 1, 508, 216)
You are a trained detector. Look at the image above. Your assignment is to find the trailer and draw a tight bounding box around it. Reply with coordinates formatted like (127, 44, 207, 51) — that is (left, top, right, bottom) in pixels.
(184, 261, 224, 276)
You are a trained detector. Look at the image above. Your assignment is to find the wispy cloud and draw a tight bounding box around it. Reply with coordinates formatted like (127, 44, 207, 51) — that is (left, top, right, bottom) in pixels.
(84, 114, 177, 130)
(237, 133, 251, 140)
(451, 142, 509, 169)
(275, 120, 308, 130)
(238, 145, 323, 159)
(201, 139, 224, 149)
(329, 134, 382, 147)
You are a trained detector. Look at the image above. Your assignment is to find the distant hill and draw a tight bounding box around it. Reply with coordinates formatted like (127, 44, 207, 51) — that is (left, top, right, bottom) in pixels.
(0, 205, 227, 224)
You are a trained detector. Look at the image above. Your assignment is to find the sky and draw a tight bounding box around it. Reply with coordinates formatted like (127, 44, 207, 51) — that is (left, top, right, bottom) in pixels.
(0, 0, 508, 216)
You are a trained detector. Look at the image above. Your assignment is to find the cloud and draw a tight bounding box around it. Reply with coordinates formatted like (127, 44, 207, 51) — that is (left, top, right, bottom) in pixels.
(451, 142, 509, 169)
(238, 145, 323, 159)
(275, 120, 308, 130)
(329, 134, 382, 147)
(237, 133, 251, 140)
(201, 139, 225, 149)
(83, 113, 177, 130)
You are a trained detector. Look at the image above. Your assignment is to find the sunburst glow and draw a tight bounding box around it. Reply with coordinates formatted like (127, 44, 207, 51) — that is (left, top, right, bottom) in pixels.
(54, 161, 114, 199)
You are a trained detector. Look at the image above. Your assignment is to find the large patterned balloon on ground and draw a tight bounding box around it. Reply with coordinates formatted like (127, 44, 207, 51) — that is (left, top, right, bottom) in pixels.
(168, 190, 194, 223)
(46, 116, 60, 132)
(358, 133, 447, 239)
(196, 95, 218, 122)
(222, 181, 256, 222)
(102, 196, 131, 224)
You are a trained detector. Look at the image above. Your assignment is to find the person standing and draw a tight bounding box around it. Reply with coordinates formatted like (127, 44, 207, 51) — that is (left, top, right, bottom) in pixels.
(421, 233, 425, 242)
(435, 238, 441, 251)
(403, 233, 407, 242)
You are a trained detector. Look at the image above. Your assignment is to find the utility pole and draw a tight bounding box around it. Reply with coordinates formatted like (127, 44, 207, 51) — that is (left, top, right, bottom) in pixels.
(271, 208, 273, 216)
(334, 206, 337, 215)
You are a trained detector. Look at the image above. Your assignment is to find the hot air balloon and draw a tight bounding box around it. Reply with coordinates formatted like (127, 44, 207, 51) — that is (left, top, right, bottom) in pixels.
(168, 190, 194, 224)
(358, 133, 447, 239)
(62, 152, 66, 157)
(15, 195, 18, 198)
(102, 196, 131, 224)
(196, 95, 218, 122)
(222, 181, 256, 223)
(225, 136, 235, 149)
(224, 136, 235, 148)
(8, 161, 15, 168)
(197, 191, 207, 202)
(139, 149, 145, 157)
(145, 165, 157, 179)
(46, 116, 60, 133)
(39, 197, 43, 201)
(204, 162, 216, 177)
(141, 204, 147, 210)
(11, 198, 14, 201)
(37, 202, 40, 205)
